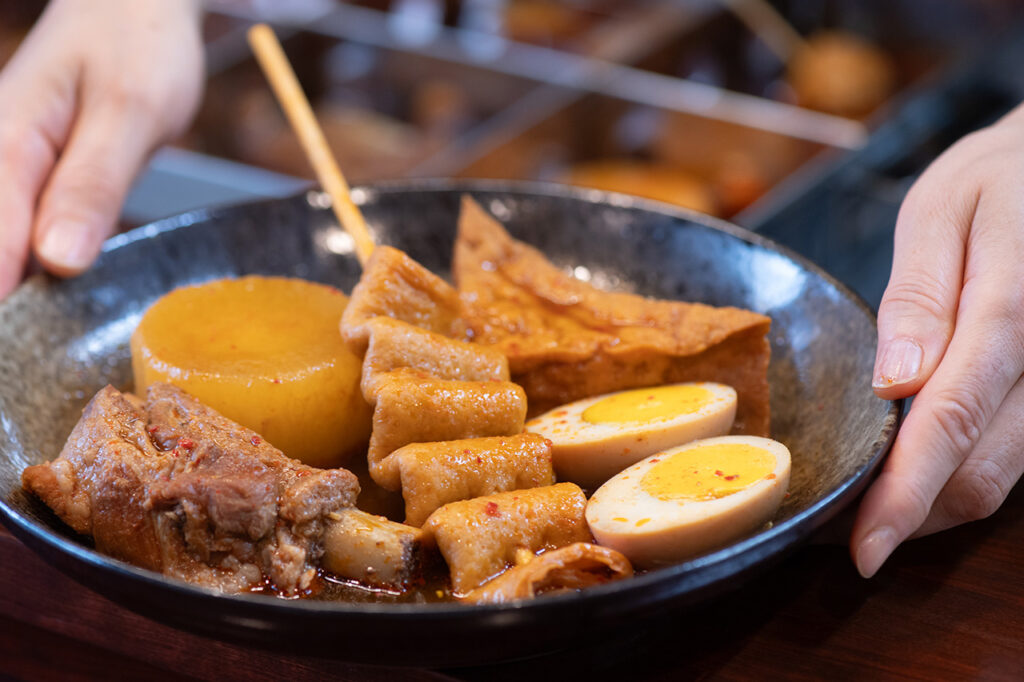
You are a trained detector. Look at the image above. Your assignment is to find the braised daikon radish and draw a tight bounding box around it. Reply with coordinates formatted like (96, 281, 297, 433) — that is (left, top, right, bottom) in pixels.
(131, 276, 371, 467)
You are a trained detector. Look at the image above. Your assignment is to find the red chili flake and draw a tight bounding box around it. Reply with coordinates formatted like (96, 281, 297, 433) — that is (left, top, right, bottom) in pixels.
(178, 438, 195, 450)
(251, 435, 262, 445)
(272, 378, 281, 385)
(475, 457, 482, 464)
(714, 470, 724, 477)
(147, 425, 159, 434)
(484, 501, 499, 517)
(724, 474, 739, 481)
(463, 449, 472, 455)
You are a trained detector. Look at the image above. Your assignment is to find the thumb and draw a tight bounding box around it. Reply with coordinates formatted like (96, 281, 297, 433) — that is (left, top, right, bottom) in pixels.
(872, 181, 972, 400)
(33, 95, 159, 277)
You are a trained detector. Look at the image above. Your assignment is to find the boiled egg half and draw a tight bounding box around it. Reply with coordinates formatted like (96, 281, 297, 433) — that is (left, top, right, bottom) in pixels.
(585, 435, 790, 567)
(526, 382, 737, 488)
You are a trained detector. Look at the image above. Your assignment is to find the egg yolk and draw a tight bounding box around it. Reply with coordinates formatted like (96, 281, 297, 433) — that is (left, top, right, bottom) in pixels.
(640, 443, 775, 501)
(582, 384, 714, 424)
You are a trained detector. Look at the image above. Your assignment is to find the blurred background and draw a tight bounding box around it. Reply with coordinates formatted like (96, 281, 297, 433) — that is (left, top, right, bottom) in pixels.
(3, 0, 1024, 307)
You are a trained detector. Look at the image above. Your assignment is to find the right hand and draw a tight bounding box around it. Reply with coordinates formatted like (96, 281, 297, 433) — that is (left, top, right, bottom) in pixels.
(0, 0, 204, 300)
(851, 103, 1024, 577)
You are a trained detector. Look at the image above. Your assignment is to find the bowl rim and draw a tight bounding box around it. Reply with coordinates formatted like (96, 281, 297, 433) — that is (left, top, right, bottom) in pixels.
(0, 178, 901, 622)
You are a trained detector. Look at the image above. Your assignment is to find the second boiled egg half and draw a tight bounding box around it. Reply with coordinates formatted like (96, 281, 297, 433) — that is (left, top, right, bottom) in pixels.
(526, 382, 737, 488)
(586, 435, 791, 567)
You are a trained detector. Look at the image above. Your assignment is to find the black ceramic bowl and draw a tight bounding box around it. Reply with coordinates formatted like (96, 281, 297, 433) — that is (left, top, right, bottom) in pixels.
(0, 181, 898, 666)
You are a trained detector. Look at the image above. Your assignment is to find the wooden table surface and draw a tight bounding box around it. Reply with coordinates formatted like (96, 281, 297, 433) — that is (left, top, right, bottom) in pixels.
(2, 482, 1022, 682)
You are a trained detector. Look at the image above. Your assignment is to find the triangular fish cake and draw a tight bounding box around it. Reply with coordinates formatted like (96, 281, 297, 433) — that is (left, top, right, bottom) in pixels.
(453, 196, 771, 435)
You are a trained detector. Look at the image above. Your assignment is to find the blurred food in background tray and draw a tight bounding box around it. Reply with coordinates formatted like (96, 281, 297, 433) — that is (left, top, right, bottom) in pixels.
(454, 93, 827, 216)
(187, 26, 538, 184)
(2, 0, 1023, 223)
(184, 0, 1020, 220)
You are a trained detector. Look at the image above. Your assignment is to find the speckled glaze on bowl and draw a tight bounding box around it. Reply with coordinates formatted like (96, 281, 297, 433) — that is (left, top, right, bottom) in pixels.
(0, 180, 899, 666)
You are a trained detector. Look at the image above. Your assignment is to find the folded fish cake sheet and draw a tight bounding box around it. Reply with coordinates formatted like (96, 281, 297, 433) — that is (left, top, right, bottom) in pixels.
(452, 196, 772, 435)
(360, 316, 509, 402)
(367, 368, 527, 490)
(422, 482, 591, 594)
(341, 245, 462, 354)
(391, 432, 554, 527)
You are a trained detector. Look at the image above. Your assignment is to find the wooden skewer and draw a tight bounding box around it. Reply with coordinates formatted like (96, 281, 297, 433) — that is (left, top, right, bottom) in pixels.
(247, 23, 376, 266)
(719, 0, 808, 63)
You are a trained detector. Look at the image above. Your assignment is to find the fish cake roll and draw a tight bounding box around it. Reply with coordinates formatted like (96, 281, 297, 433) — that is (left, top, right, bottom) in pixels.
(341, 246, 462, 354)
(392, 433, 554, 527)
(361, 317, 509, 403)
(422, 483, 591, 594)
(368, 369, 527, 490)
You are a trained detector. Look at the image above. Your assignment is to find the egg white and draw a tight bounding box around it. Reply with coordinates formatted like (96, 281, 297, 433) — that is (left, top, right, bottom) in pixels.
(585, 435, 791, 567)
(525, 382, 737, 489)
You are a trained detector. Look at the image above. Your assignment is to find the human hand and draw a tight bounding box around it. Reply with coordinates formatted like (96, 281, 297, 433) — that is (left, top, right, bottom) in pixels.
(852, 104, 1024, 577)
(0, 0, 203, 300)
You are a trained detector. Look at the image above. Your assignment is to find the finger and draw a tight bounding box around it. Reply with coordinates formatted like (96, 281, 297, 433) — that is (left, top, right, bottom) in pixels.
(914, 374, 1024, 537)
(0, 124, 54, 298)
(33, 93, 158, 277)
(853, 187, 1024, 577)
(0, 34, 71, 298)
(872, 164, 975, 400)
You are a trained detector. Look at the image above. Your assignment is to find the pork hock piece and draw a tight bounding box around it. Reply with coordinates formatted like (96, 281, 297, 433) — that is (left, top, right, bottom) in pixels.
(453, 196, 772, 434)
(422, 482, 591, 594)
(322, 508, 425, 589)
(367, 368, 527, 491)
(462, 542, 633, 604)
(21, 383, 362, 594)
(389, 432, 555, 527)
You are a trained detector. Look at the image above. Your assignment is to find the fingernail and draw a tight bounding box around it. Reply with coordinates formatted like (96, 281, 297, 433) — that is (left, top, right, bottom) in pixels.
(38, 222, 95, 272)
(856, 526, 898, 578)
(873, 338, 923, 388)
